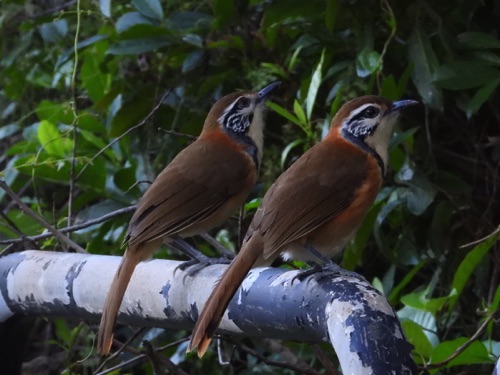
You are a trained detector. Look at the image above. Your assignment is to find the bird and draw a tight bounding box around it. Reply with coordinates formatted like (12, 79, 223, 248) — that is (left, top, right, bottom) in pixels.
(188, 95, 418, 357)
(97, 81, 280, 355)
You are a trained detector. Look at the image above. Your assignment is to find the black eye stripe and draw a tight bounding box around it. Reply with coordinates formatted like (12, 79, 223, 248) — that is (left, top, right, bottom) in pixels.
(348, 106, 380, 124)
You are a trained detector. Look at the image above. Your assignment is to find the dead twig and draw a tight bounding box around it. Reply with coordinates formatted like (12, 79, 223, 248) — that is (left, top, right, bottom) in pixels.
(0, 180, 86, 253)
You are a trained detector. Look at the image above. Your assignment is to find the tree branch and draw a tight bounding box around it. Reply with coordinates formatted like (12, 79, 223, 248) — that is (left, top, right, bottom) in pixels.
(0, 250, 416, 375)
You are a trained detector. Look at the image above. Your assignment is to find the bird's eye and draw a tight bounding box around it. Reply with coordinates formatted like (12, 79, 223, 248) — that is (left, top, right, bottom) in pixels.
(363, 106, 379, 118)
(237, 97, 251, 108)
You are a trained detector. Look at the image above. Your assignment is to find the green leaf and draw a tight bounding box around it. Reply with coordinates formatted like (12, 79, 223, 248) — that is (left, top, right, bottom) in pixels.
(37, 120, 72, 158)
(262, 0, 324, 29)
(132, 0, 164, 20)
(212, 0, 235, 28)
(107, 37, 171, 55)
(38, 19, 68, 44)
(182, 50, 205, 72)
(36, 100, 74, 124)
(306, 49, 325, 121)
(99, 0, 111, 17)
(280, 139, 304, 169)
(325, 0, 340, 32)
(401, 290, 451, 315)
(356, 48, 381, 78)
(433, 62, 500, 90)
(267, 102, 301, 127)
(449, 232, 498, 310)
(431, 338, 491, 366)
(116, 12, 158, 33)
(81, 50, 111, 103)
(244, 198, 262, 212)
(388, 261, 426, 304)
(458, 32, 500, 50)
(293, 99, 307, 127)
(408, 24, 443, 110)
(109, 95, 152, 137)
(401, 320, 433, 359)
(396, 160, 436, 215)
(463, 77, 500, 118)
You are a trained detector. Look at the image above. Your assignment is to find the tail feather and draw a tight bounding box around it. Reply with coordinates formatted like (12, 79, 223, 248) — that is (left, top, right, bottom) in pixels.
(188, 235, 263, 357)
(97, 249, 142, 355)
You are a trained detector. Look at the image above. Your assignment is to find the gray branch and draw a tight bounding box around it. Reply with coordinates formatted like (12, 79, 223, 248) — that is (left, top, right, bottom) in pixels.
(0, 250, 416, 374)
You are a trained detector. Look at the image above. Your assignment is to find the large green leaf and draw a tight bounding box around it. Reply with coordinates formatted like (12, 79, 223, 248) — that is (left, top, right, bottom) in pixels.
(408, 23, 443, 109)
(433, 62, 500, 90)
(107, 37, 171, 55)
(431, 338, 491, 366)
(449, 233, 499, 311)
(458, 32, 500, 50)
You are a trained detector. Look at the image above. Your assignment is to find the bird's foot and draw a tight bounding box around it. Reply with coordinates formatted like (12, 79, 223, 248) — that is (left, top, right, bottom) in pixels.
(175, 253, 233, 277)
(292, 262, 366, 284)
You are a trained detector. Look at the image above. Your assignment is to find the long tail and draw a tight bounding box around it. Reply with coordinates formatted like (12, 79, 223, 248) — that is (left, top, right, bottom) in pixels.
(97, 249, 142, 355)
(188, 235, 263, 357)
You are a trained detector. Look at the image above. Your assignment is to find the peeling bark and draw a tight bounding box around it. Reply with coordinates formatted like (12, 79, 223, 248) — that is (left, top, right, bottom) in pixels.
(0, 250, 416, 374)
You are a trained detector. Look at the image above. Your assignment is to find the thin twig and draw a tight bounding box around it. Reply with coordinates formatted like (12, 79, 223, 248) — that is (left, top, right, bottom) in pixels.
(311, 344, 340, 375)
(377, 0, 397, 91)
(199, 232, 233, 257)
(68, 0, 82, 229)
(228, 337, 323, 375)
(94, 328, 146, 374)
(94, 338, 189, 375)
(423, 310, 499, 370)
(143, 341, 189, 375)
(0, 180, 86, 253)
(0, 210, 38, 249)
(158, 129, 197, 141)
(460, 225, 500, 249)
(0, 205, 136, 245)
(75, 90, 171, 181)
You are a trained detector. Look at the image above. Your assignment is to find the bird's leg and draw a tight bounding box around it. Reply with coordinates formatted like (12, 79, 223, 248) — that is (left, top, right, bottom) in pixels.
(172, 236, 232, 276)
(292, 245, 365, 283)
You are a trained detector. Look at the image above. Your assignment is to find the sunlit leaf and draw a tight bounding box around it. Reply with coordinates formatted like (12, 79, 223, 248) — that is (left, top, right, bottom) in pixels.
(37, 120, 72, 158)
(267, 102, 301, 127)
(306, 49, 325, 121)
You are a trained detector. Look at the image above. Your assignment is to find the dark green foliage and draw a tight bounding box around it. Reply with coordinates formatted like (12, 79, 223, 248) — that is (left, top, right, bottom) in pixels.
(1, 0, 499, 373)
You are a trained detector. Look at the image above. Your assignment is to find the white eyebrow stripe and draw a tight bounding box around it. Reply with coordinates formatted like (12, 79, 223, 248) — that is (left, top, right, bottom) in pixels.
(346, 103, 378, 122)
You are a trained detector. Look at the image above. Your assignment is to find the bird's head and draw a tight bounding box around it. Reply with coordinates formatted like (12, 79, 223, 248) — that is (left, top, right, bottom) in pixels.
(204, 81, 280, 163)
(331, 95, 418, 173)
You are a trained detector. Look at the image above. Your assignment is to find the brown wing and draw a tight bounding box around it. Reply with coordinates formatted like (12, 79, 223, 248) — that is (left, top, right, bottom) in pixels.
(245, 140, 370, 259)
(126, 136, 254, 247)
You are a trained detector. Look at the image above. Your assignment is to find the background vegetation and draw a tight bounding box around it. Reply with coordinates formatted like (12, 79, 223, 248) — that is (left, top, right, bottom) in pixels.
(1, 0, 499, 373)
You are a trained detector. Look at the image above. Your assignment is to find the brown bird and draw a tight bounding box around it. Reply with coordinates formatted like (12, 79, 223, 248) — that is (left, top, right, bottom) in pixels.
(188, 95, 418, 356)
(97, 82, 280, 355)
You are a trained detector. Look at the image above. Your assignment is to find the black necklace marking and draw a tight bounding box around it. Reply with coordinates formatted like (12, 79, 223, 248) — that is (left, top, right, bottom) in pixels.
(342, 128, 384, 174)
(224, 128, 259, 170)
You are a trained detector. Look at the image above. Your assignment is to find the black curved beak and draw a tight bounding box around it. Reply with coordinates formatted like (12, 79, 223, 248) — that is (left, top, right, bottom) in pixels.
(389, 99, 419, 114)
(257, 81, 281, 103)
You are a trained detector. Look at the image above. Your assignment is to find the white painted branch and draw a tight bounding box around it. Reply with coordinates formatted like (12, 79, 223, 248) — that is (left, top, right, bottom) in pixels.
(0, 250, 416, 374)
